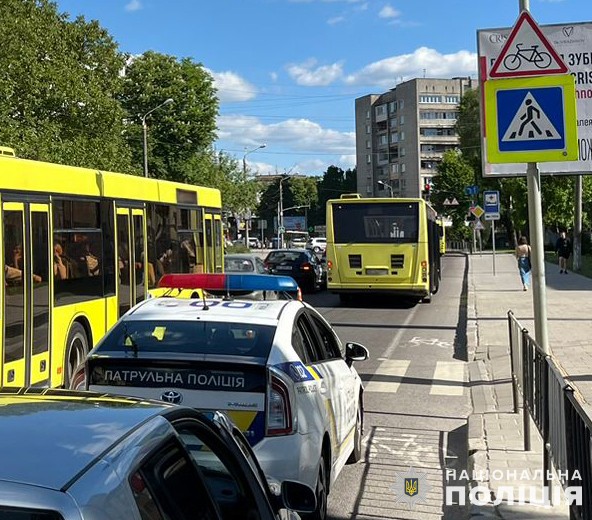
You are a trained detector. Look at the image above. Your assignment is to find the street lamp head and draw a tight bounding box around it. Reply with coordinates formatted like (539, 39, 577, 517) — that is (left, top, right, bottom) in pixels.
(163, 98, 174, 106)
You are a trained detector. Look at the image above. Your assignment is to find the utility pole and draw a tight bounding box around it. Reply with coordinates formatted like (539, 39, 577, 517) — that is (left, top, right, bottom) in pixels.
(574, 175, 583, 271)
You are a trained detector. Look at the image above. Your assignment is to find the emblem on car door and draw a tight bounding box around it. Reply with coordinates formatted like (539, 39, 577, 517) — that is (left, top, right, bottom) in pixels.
(161, 390, 183, 404)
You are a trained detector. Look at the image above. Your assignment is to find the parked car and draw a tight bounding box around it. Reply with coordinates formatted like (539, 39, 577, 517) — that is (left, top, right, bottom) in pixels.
(72, 273, 369, 520)
(288, 236, 307, 248)
(0, 388, 315, 520)
(264, 249, 323, 292)
(248, 237, 262, 249)
(224, 253, 275, 300)
(306, 237, 327, 254)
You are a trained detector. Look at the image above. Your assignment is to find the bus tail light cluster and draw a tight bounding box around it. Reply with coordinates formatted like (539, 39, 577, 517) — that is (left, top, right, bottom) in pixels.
(266, 373, 296, 436)
(421, 260, 428, 283)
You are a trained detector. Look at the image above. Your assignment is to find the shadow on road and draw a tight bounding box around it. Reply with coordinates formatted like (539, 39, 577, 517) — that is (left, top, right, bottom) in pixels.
(304, 290, 419, 310)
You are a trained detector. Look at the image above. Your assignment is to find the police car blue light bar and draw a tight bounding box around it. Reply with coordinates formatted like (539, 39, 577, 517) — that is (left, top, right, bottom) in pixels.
(158, 273, 299, 294)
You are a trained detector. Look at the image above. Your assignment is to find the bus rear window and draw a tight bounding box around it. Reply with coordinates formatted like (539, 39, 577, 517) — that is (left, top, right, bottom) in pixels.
(332, 202, 419, 243)
(97, 320, 275, 358)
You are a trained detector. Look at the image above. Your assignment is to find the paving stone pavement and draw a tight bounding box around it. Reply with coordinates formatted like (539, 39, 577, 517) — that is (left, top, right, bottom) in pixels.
(465, 252, 592, 519)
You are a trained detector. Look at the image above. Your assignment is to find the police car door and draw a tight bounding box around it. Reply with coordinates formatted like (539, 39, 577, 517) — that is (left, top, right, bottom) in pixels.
(306, 309, 357, 462)
(295, 312, 344, 459)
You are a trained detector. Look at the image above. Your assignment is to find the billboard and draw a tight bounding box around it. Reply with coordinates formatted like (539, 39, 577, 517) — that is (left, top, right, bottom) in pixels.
(283, 216, 307, 231)
(478, 21, 592, 176)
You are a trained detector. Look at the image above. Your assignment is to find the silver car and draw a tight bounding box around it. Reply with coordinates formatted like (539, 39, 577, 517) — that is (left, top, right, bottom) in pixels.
(0, 388, 314, 520)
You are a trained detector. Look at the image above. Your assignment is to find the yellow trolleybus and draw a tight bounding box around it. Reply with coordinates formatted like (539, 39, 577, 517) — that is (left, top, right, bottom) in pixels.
(0, 151, 223, 388)
(326, 194, 441, 303)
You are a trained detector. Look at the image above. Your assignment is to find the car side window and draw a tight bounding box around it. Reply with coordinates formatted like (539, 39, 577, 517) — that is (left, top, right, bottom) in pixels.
(309, 313, 343, 359)
(255, 257, 266, 273)
(174, 422, 263, 520)
(296, 314, 325, 363)
(131, 439, 219, 520)
(291, 322, 310, 363)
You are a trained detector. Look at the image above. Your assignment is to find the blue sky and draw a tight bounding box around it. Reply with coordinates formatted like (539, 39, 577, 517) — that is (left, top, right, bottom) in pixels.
(54, 0, 583, 176)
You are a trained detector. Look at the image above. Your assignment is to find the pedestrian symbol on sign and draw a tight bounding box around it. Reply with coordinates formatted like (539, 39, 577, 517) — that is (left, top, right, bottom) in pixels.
(502, 92, 560, 142)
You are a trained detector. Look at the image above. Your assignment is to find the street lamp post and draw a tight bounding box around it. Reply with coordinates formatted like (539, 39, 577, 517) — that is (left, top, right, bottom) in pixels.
(242, 144, 266, 246)
(377, 180, 394, 197)
(142, 98, 174, 178)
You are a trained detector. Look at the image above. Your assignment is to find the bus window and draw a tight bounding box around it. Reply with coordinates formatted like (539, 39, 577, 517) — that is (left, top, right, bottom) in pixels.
(133, 214, 146, 305)
(32, 211, 50, 358)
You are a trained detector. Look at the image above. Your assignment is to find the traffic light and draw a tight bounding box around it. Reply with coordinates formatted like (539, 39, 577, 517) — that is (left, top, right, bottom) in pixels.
(422, 183, 431, 200)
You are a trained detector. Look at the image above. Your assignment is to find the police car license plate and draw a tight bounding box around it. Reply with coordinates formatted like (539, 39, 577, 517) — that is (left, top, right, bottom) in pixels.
(276, 266, 292, 271)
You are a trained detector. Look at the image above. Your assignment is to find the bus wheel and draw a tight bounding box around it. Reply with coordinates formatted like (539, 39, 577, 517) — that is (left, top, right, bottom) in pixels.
(64, 322, 89, 388)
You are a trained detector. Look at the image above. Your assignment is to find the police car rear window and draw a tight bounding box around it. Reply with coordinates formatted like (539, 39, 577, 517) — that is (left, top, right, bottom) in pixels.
(0, 508, 63, 520)
(99, 320, 275, 358)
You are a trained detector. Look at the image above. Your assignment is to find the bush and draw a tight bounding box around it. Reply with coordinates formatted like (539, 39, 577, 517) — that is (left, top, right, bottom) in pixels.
(225, 244, 250, 254)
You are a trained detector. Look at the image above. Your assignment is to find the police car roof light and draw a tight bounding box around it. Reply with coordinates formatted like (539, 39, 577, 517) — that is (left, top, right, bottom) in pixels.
(158, 273, 299, 293)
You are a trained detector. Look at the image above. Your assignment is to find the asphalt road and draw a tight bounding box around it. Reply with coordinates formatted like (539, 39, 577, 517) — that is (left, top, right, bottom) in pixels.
(303, 253, 471, 520)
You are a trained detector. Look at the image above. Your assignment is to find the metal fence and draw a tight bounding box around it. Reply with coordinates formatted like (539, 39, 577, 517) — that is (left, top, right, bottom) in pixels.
(507, 310, 592, 519)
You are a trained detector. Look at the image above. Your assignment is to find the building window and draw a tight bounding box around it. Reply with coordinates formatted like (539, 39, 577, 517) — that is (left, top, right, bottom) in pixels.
(389, 101, 397, 113)
(366, 124, 371, 134)
(399, 100, 405, 110)
(375, 105, 386, 117)
(390, 132, 398, 143)
(391, 163, 399, 174)
(378, 134, 388, 146)
(401, 164, 406, 173)
(366, 140, 371, 149)
(400, 147, 406, 157)
(445, 95, 460, 103)
(400, 115, 405, 125)
(366, 154, 371, 164)
(400, 131, 405, 141)
(419, 95, 442, 103)
(366, 110, 370, 119)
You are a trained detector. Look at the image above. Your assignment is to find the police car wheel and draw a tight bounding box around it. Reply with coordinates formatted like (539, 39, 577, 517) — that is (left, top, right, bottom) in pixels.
(306, 454, 328, 520)
(347, 403, 363, 464)
(64, 322, 89, 388)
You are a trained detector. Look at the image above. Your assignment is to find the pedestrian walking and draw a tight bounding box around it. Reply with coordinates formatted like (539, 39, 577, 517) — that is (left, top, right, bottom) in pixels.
(555, 231, 572, 274)
(515, 236, 531, 291)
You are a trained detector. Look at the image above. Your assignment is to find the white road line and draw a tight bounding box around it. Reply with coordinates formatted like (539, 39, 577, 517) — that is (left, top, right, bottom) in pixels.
(429, 361, 465, 396)
(382, 304, 419, 359)
(365, 360, 410, 393)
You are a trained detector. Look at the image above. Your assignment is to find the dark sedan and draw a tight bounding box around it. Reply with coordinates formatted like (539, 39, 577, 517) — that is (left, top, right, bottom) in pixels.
(264, 249, 323, 292)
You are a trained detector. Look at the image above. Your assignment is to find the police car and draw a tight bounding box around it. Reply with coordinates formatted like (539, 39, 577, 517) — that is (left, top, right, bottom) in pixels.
(0, 388, 314, 520)
(72, 273, 369, 520)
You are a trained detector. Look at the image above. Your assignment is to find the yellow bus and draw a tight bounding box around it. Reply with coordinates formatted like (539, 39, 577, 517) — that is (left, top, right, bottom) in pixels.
(0, 151, 223, 388)
(326, 194, 441, 303)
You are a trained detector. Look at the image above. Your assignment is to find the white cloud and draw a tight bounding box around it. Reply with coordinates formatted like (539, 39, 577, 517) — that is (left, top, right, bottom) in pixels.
(217, 113, 356, 174)
(327, 16, 346, 25)
(344, 47, 477, 87)
(286, 59, 344, 86)
(125, 0, 142, 12)
(270, 72, 278, 82)
(379, 4, 400, 19)
(206, 69, 257, 103)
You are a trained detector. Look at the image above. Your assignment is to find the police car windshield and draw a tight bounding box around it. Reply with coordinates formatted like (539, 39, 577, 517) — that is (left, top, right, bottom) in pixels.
(99, 320, 275, 358)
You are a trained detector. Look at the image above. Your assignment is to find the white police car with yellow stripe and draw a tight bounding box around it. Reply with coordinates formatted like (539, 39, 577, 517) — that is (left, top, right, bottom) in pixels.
(72, 273, 369, 520)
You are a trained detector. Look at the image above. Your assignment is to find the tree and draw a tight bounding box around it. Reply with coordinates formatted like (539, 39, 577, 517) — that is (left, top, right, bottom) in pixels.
(0, 0, 133, 171)
(310, 166, 357, 226)
(119, 51, 218, 181)
(432, 151, 475, 238)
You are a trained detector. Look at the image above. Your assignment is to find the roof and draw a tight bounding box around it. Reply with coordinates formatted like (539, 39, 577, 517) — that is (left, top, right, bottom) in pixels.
(224, 253, 259, 259)
(0, 390, 169, 489)
(127, 297, 293, 325)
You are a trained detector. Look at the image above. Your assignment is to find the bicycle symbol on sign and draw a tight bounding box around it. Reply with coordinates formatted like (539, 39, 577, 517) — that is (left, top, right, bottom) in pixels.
(503, 43, 552, 71)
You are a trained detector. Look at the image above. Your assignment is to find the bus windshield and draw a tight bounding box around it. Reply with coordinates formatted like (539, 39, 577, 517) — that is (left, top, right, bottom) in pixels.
(332, 202, 419, 244)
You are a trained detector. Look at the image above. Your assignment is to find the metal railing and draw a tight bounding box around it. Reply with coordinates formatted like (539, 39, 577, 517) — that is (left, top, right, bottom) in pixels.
(507, 310, 591, 518)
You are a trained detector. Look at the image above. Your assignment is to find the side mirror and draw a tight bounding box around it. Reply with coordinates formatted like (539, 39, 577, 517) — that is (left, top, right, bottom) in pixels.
(345, 342, 369, 366)
(280, 480, 316, 513)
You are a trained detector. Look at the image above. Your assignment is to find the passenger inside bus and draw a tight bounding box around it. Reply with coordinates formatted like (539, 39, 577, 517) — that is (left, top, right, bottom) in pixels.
(53, 243, 70, 280)
(6, 244, 42, 283)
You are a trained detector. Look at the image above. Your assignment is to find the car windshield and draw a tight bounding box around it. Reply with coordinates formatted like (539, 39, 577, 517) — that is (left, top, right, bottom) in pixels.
(97, 320, 276, 358)
(266, 251, 303, 263)
(224, 257, 255, 272)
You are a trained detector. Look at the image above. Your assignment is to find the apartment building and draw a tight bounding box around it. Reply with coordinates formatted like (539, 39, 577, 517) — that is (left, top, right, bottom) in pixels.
(355, 77, 474, 198)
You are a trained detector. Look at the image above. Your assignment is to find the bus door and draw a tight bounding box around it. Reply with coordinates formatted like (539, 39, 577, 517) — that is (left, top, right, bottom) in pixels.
(116, 207, 146, 318)
(2, 202, 51, 387)
(204, 213, 215, 273)
(213, 215, 223, 272)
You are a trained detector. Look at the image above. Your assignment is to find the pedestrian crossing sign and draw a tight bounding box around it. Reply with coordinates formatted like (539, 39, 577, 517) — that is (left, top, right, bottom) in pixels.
(484, 74, 578, 163)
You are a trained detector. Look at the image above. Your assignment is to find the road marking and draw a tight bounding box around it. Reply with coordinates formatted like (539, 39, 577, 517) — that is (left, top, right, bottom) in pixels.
(409, 336, 452, 349)
(430, 361, 465, 396)
(365, 360, 410, 393)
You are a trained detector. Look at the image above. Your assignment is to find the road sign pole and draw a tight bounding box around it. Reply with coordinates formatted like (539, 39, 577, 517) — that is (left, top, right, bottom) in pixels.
(517, 0, 549, 355)
(492, 219, 496, 276)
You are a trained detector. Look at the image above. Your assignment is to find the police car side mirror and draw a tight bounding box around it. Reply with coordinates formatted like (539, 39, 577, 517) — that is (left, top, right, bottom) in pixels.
(280, 480, 316, 513)
(346, 342, 369, 365)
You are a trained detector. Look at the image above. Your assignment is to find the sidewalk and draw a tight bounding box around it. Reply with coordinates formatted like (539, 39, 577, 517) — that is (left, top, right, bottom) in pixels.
(466, 252, 592, 519)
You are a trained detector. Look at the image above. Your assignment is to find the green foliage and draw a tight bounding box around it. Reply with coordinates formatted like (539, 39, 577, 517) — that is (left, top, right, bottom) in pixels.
(0, 0, 133, 171)
(119, 51, 219, 181)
